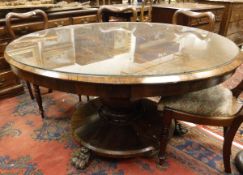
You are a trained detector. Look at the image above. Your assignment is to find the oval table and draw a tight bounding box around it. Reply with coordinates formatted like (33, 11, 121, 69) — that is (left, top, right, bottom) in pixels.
(4, 22, 243, 168)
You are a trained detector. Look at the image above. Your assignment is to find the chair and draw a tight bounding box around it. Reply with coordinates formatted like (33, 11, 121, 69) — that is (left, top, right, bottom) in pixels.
(5, 9, 50, 100)
(171, 9, 216, 135)
(140, 0, 153, 22)
(172, 9, 216, 32)
(5, 10, 84, 118)
(97, 5, 137, 22)
(158, 71, 243, 173)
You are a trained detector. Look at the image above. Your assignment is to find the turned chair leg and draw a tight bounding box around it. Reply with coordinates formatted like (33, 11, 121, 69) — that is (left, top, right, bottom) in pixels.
(223, 118, 242, 173)
(159, 109, 173, 165)
(33, 84, 45, 119)
(26, 81, 34, 100)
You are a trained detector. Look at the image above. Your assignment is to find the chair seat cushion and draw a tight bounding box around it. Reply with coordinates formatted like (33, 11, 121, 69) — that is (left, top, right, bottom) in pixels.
(159, 85, 242, 117)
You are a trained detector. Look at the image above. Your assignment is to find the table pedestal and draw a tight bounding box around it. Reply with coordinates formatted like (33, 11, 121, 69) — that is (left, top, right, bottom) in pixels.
(71, 98, 165, 159)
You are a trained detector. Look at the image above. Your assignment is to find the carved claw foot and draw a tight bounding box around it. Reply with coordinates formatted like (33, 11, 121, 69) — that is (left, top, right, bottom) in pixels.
(174, 122, 188, 136)
(71, 147, 91, 169)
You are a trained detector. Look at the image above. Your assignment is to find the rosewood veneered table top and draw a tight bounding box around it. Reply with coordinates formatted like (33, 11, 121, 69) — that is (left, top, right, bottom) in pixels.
(4, 22, 242, 86)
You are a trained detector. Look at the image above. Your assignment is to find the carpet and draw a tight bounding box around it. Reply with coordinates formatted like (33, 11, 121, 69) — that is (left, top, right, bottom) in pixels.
(0, 89, 242, 175)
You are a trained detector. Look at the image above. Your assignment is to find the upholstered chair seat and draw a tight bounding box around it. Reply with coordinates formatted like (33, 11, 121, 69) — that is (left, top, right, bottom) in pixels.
(158, 85, 242, 117)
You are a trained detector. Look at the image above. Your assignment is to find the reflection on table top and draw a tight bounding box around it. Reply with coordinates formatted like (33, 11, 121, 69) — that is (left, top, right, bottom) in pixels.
(4, 22, 241, 84)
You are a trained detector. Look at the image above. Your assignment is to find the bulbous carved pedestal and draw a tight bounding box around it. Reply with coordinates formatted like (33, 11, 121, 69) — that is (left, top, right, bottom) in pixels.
(71, 98, 172, 168)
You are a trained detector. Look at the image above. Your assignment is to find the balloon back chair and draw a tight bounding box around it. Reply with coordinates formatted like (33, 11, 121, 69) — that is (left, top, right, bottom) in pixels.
(5, 9, 83, 118)
(5, 9, 52, 118)
(158, 66, 243, 173)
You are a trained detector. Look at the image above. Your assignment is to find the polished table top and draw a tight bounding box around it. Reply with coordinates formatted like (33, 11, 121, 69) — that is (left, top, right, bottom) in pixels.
(4, 22, 242, 85)
(4, 22, 243, 159)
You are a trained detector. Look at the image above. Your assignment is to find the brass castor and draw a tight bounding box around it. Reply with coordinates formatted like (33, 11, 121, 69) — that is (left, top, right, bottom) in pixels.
(71, 147, 91, 169)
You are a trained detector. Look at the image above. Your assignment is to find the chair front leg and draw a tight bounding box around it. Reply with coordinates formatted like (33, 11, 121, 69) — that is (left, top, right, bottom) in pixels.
(223, 117, 243, 173)
(159, 109, 173, 165)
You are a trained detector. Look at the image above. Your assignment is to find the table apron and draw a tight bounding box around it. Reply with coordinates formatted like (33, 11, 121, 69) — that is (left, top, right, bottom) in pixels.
(11, 65, 234, 98)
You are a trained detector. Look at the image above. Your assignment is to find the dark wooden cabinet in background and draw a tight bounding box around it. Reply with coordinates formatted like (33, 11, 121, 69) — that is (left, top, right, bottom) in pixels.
(201, 0, 243, 46)
(151, 3, 225, 33)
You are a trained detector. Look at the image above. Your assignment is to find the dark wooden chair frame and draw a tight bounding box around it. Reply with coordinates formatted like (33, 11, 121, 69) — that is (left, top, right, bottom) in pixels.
(6, 9, 50, 102)
(5, 10, 86, 118)
(159, 80, 243, 173)
(6, 10, 90, 118)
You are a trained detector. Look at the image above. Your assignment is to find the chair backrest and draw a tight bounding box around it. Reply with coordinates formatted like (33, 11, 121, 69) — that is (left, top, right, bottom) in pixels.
(97, 6, 137, 22)
(6, 9, 48, 39)
(140, 0, 153, 22)
(172, 9, 215, 32)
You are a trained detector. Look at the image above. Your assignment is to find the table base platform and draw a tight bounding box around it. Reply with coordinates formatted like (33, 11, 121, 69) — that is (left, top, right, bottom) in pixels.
(71, 98, 164, 158)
